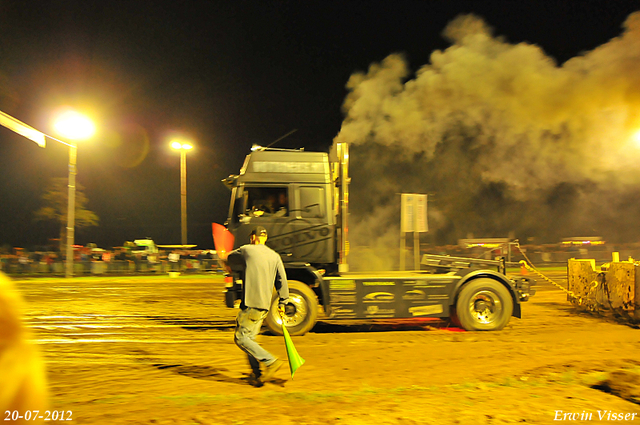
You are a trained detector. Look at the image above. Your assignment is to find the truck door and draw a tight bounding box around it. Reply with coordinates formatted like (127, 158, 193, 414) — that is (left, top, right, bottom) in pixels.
(267, 185, 335, 264)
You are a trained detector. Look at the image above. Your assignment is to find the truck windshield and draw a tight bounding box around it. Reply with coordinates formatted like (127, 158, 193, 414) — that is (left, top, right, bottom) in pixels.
(245, 187, 289, 217)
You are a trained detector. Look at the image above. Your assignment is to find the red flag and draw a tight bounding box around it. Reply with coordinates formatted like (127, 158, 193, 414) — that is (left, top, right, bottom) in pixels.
(212, 223, 234, 259)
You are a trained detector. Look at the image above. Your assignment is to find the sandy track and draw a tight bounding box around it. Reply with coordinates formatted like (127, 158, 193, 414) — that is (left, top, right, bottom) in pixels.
(12, 273, 640, 424)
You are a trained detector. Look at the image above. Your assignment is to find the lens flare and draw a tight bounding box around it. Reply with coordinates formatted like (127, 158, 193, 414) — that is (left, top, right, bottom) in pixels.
(633, 129, 640, 146)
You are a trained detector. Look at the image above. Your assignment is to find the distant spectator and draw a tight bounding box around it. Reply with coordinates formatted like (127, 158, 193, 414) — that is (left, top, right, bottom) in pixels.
(168, 251, 180, 271)
(148, 253, 159, 272)
(115, 249, 128, 261)
(113, 249, 128, 272)
(80, 252, 91, 273)
(44, 254, 54, 273)
(31, 252, 42, 263)
(132, 253, 141, 272)
(18, 255, 30, 274)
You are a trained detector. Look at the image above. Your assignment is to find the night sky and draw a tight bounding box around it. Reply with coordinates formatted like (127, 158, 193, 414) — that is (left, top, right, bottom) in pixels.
(1, 1, 639, 251)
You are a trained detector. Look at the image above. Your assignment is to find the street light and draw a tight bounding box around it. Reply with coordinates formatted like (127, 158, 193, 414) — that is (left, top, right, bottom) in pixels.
(54, 111, 95, 278)
(171, 141, 193, 245)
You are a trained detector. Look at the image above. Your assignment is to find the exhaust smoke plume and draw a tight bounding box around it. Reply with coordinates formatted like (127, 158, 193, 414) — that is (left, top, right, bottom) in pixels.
(336, 12, 640, 269)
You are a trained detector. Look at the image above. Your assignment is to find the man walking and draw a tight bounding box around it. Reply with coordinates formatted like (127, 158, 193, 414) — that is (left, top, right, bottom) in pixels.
(226, 226, 289, 387)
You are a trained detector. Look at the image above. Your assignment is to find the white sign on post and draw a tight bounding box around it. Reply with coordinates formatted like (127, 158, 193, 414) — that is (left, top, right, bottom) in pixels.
(401, 194, 414, 233)
(401, 194, 427, 232)
(416, 194, 428, 233)
(400, 193, 428, 271)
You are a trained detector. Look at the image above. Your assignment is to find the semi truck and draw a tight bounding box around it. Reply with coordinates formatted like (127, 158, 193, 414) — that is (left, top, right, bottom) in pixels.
(222, 143, 535, 335)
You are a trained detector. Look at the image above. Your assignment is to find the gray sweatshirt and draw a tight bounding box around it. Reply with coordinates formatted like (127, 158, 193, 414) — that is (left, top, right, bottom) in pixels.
(228, 244, 289, 310)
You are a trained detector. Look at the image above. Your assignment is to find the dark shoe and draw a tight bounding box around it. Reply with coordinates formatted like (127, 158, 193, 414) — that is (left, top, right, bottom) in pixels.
(247, 373, 264, 387)
(261, 359, 285, 382)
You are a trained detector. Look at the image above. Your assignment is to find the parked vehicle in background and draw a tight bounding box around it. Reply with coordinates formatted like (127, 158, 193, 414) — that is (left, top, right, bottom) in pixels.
(129, 239, 159, 255)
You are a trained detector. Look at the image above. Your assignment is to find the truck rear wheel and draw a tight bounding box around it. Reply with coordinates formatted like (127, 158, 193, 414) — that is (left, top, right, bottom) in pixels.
(455, 278, 513, 331)
(265, 280, 318, 336)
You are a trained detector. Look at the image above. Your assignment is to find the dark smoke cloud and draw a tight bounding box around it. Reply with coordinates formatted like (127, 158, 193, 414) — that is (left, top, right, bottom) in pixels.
(336, 12, 640, 267)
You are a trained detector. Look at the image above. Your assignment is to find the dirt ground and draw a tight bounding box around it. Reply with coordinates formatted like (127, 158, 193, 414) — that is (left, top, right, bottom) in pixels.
(11, 271, 640, 424)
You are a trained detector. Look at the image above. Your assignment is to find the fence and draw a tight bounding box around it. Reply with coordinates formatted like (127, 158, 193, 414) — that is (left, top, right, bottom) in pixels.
(0, 258, 222, 276)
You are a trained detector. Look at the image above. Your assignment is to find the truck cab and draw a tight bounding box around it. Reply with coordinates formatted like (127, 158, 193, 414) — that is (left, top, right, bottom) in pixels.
(224, 148, 340, 274)
(222, 144, 535, 336)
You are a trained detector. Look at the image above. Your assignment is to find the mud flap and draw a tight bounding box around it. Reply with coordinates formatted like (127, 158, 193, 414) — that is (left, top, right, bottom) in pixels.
(513, 276, 536, 301)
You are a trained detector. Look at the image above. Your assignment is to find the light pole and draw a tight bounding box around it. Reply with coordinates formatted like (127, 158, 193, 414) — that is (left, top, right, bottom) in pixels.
(54, 111, 95, 278)
(171, 141, 193, 245)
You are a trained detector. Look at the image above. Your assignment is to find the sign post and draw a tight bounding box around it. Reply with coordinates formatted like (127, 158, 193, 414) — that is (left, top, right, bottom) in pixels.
(400, 194, 428, 270)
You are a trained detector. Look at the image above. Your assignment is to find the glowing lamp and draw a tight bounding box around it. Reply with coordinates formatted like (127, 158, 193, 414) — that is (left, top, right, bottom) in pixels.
(171, 141, 193, 150)
(54, 111, 95, 140)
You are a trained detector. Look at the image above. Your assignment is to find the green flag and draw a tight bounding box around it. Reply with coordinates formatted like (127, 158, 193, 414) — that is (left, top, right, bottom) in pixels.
(282, 319, 305, 379)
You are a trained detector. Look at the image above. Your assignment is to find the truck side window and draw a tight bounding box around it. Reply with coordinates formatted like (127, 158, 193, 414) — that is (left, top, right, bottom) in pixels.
(245, 187, 289, 217)
(300, 187, 324, 218)
(232, 191, 245, 223)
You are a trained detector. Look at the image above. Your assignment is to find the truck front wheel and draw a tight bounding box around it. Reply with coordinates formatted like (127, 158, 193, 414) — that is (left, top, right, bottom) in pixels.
(265, 280, 318, 336)
(455, 278, 513, 331)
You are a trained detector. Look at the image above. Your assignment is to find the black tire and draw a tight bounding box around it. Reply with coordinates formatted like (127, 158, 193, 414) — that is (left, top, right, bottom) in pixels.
(455, 278, 513, 331)
(265, 280, 318, 336)
(448, 307, 462, 328)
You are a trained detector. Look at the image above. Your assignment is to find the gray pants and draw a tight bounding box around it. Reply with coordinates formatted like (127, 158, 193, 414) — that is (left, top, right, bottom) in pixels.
(234, 307, 276, 377)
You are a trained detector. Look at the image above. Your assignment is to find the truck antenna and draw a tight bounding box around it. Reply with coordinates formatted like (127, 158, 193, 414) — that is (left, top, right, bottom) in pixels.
(266, 129, 298, 149)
